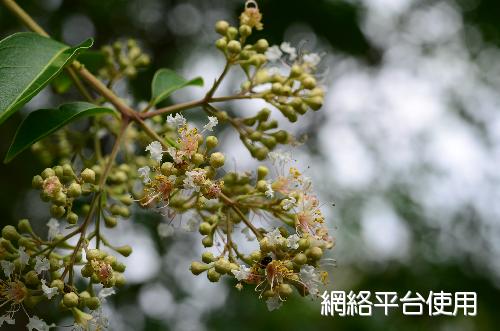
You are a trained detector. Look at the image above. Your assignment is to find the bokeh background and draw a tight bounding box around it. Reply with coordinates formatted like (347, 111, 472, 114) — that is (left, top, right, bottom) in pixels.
(1, 0, 500, 330)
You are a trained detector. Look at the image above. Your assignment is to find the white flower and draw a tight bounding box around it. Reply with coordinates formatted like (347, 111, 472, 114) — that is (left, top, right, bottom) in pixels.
(266, 296, 283, 311)
(280, 42, 297, 61)
(46, 218, 60, 240)
(27, 316, 55, 331)
(138, 166, 151, 184)
(203, 116, 218, 132)
(166, 113, 186, 127)
(18, 246, 30, 267)
(282, 197, 296, 211)
(98, 288, 116, 301)
(41, 279, 58, 299)
(157, 223, 175, 238)
(268, 151, 292, 166)
(265, 45, 282, 62)
(300, 265, 321, 296)
(264, 183, 274, 199)
(264, 228, 283, 246)
(145, 141, 163, 163)
(303, 53, 321, 67)
(34, 256, 50, 274)
(287, 234, 300, 249)
(241, 227, 255, 241)
(0, 314, 15, 326)
(232, 265, 252, 281)
(1, 261, 14, 278)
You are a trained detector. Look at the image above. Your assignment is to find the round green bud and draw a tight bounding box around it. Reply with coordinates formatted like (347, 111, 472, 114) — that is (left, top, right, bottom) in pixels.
(293, 253, 308, 265)
(192, 153, 205, 166)
(198, 222, 212, 236)
(160, 162, 175, 176)
(119, 195, 133, 206)
(63, 292, 79, 308)
(104, 255, 117, 266)
(256, 180, 268, 192)
(262, 290, 275, 299)
(255, 39, 269, 53)
(25, 270, 40, 287)
(282, 85, 292, 95)
(81, 168, 96, 184)
(2, 225, 20, 241)
(249, 131, 262, 141)
(298, 238, 310, 251)
(53, 165, 64, 178)
(41, 168, 56, 179)
(50, 205, 66, 218)
(86, 249, 103, 261)
(241, 80, 252, 90)
(53, 191, 67, 206)
(18, 237, 36, 250)
(290, 64, 303, 77)
(216, 111, 229, 122)
(215, 38, 227, 51)
(214, 258, 231, 274)
(302, 76, 317, 89)
(206, 215, 218, 225)
(271, 83, 283, 95)
(104, 214, 117, 228)
(201, 251, 215, 263)
(259, 237, 273, 253)
(32, 175, 44, 189)
(114, 272, 126, 287)
(190, 261, 209, 275)
(278, 283, 294, 298)
(67, 212, 79, 225)
(227, 27, 238, 40)
(273, 130, 289, 144)
(305, 96, 324, 111)
(1, 238, 16, 253)
(86, 297, 100, 310)
(206, 136, 218, 149)
(62, 164, 75, 177)
(209, 152, 225, 168)
(239, 24, 252, 37)
(257, 108, 271, 121)
(207, 268, 221, 282)
(215, 20, 229, 34)
(249, 250, 262, 263)
(262, 136, 277, 149)
(227, 40, 242, 54)
(112, 261, 126, 273)
(257, 166, 269, 180)
(202, 236, 213, 247)
(116, 245, 133, 257)
(306, 246, 323, 260)
(253, 146, 269, 161)
(51, 279, 64, 292)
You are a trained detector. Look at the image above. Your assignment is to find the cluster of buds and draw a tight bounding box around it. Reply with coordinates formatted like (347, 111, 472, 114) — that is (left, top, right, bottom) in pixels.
(32, 165, 96, 223)
(81, 249, 126, 288)
(99, 39, 150, 82)
(31, 130, 76, 166)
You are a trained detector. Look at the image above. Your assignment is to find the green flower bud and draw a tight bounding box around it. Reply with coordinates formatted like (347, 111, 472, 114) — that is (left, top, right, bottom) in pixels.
(249, 131, 262, 141)
(306, 246, 323, 260)
(252, 146, 269, 161)
(50, 205, 66, 218)
(261, 136, 277, 149)
(293, 253, 308, 265)
(206, 136, 218, 150)
(273, 130, 289, 144)
(86, 297, 100, 310)
(239, 24, 252, 37)
(290, 64, 303, 77)
(41, 168, 56, 179)
(227, 40, 242, 54)
(207, 268, 221, 282)
(257, 108, 271, 121)
(255, 39, 269, 53)
(25, 270, 40, 287)
(81, 168, 96, 184)
(216, 111, 229, 122)
(112, 261, 126, 273)
(18, 237, 36, 250)
(114, 272, 126, 287)
(215, 38, 227, 51)
(214, 258, 232, 274)
(201, 251, 215, 263)
(304, 96, 323, 111)
(192, 153, 205, 166)
(202, 236, 213, 247)
(32, 175, 44, 189)
(271, 82, 283, 95)
(190, 261, 209, 275)
(256, 180, 268, 192)
(259, 237, 273, 253)
(298, 238, 310, 251)
(262, 290, 275, 299)
(278, 283, 294, 298)
(53, 165, 64, 178)
(2, 225, 20, 241)
(1, 238, 16, 253)
(257, 166, 269, 180)
(104, 214, 117, 228)
(66, 212, 78, 225)
(198, 222, 212, 236)
(63, 292, 79, 308)
(160, 162, 176, 176)
(62, 164, 75, 177)
(53, 191, 67, 206)
(116, 245, 133, 257)
(51, 279, 64, 292)
(215, 20, 229, 34)
(302, 76, 317, 89)
(227, 27, 238, 40)
(86, 249, 103, 261)
(209, 152, 225, 168)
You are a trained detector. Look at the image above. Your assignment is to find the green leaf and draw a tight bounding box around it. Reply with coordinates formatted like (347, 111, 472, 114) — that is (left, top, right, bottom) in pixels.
(4, 102, 116, 163)
(151, 68, 203, 106)
(0, 32, 93, 125)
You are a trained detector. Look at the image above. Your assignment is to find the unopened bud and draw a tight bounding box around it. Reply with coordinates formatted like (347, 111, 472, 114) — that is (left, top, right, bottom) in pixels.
(201, 251, 215, 263)
(207, 268, 221, 282)
(116, 245, 133, 257)
(239, 24, 252, 37)
(81, 168, 96, 184)
(86, 297, 100, 310)
(215, 20, 229, 34)
(41, 168, 55, 179)
(32, 175, 44, 189)
(2, 225, 20, 241)
(209, 152, 225, 168)
(306, 246, 323, 260)
(255, 39, 269, 53)
(227, 40, 242, 54)
(215, 38, 227, 51)
(67, 212, 79, 225)
(50, 205, 66, 218)
(63, 292, 79, 308)
(190, 261, 209, 275)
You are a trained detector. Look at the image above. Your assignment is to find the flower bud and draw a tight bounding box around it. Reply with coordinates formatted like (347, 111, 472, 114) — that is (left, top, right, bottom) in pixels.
(290, 64, 303, 77)
(190, 261, 209, 275)
(255, 39, 269, 53)
(62, 164, 75, 177)
(302, 76, 317, 89)
(206, 136, 218, 150)
(67, 212, 79, 225)
(259, 237, 273, 253)
(306, 246, 323, 260)
(116, 245, 133, 257)
(239, 24, 252, 37)
(198, 222, 212, 236)
(192, 153, 205, 166)
(119, 195, 134, 206)
(227, 40, 242, 54)
(227, 27, 238, 40)
(81, 168, 96, 184)
(41, 168, 56, 179)
(114, 272, 126, 287)
(257, 166, 269, 180)
(18, 237, 36, 250)
(304, 96, 323, 111)
(51, 279, 64, 292)
(209, 152, 225, 168)
(32, 175, 44, 189)
(112, 261, 126, 273)
(52, 165, 63, 178)
(25, 270, 40, 287)
(271, 83, 283, 95)
(298, 238, 310, 251)
(202, 236, 213, 247)
(293, 253, 307, 265)
(215, 20, 229, 34)
(256, 180, 268, 193)
(252, 146, 269, 161)
(104, 214, 117, 228)
(257, 108, 271, 121)
(215, 38, 227, 51)
(201, 251, 215, 263)
(2, 225, 20, 241)
(50, 205, 66, 218)
(63, 292, 79, 308)
(160, 162, 176, 176)
(1, 238, 16, 253)
(207, 268, 221, 282)
(86, 297, 100, 310)
(261, 136, 277, 149)
(273, 130, 289, 144)
(278, 284, 294, 298)
(214, 258, 232, 274)
(53, 191, 67, 206)
(86, 249, 104, 261)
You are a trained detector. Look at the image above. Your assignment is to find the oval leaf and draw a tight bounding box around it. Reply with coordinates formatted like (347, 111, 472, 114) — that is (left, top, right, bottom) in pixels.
(0, 32, 93, 125)
(4, 102, 116, 163)
(151, 68, 203, 106)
